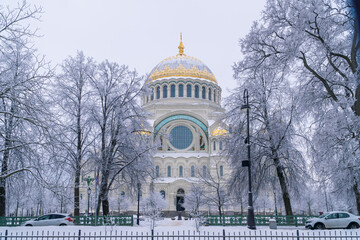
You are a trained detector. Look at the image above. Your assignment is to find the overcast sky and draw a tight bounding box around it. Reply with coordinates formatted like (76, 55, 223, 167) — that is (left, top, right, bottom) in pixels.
(6, 0, 266, 97)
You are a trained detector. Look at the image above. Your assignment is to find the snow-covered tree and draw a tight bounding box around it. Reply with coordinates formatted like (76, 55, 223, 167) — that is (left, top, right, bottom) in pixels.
(198, 163, 230, 222)
(142, 191, 167, 231)
(0, 1, 41, 48)
(89, 61, 154, 216)
(0, 0, 46, 217)
(183, 184, 206, 232)
(53, 51, 95, 216)
(0, 42, 52, 216)
(228, 0, 360, 214)
(226, 60, 307, 215)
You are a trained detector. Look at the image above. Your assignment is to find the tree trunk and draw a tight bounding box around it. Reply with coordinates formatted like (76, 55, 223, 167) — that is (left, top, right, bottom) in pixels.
(102, 199, 110, 216)
(74, 169, 80, 216)
(353, 180, 360, 215)
(0, 104, 14, 217)
(74, 95, 82, 217)
(218, 205, 222, 224)
(274, 158, 293, 216)
(0, 158, 7, 217)
(96, 171, 109, 216)
(353, 85, 360, 215)
(353, 85, 360, 115)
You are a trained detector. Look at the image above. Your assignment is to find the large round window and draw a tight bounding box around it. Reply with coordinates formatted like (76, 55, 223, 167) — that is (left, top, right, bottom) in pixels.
(170, 126, 193, 149)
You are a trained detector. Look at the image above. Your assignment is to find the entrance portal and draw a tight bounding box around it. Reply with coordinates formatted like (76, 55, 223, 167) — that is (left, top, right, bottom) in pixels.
(176, 188, 185, 211)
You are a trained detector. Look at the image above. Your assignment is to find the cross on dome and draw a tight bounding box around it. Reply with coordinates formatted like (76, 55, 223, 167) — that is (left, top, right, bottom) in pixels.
(177, 33, 185, 56)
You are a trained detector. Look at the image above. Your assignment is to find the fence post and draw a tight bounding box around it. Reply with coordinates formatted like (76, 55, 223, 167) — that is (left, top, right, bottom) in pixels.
(151, 229, 154, 240)
(78, 229, 81, 240)
(223, 229, 226, 240)
(5, 229, 7, 240)
(296, 229, 299, 240)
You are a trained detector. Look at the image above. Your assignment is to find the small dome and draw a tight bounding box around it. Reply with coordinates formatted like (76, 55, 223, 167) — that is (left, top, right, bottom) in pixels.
(211, 126, 228, 137)
(148, 37, 217, 84)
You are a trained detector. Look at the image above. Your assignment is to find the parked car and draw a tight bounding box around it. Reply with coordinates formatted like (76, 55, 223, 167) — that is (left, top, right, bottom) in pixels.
(305, 211, 360, 229)
(23, 213, 74, 226)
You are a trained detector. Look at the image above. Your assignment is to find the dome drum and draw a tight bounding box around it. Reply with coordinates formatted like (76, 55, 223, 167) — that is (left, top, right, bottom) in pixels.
(143, 80, 221, 105)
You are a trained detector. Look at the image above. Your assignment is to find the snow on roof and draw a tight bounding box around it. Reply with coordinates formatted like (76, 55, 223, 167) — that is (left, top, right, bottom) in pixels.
(154, 177, 201, 184)
(154, 152, 210, 158)
(208, 120, 215, 127)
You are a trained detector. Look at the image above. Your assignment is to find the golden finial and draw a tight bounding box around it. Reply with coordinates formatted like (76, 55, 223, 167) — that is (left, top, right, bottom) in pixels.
(177, 33, 185, 56)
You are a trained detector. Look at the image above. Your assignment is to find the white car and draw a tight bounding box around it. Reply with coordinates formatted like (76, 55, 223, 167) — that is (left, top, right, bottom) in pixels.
(305, 211, 360, 229)
(23, 213, 74, 226)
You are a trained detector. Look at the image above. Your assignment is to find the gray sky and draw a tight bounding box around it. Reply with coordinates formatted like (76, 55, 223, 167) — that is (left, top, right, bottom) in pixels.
(7, 0, 266, 96)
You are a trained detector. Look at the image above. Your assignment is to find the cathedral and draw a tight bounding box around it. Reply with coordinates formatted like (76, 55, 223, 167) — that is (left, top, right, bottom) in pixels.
(141, 36, 229, 215)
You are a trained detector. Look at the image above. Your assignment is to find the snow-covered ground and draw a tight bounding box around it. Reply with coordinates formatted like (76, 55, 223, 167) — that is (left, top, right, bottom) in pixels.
(0, 218, 359, 239)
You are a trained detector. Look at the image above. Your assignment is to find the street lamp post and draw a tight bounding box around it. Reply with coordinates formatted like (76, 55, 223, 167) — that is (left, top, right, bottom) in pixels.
(87, 187, 91, 216)
(132, 128, 151, 226)
(84, 176, 94, 216)
(137, 182, 141, 225)
(241, 89, 256, 230)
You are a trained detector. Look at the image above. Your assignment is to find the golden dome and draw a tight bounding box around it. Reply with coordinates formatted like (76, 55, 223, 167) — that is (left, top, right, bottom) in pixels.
(211, 126, 228, 137)
(147, 35, 217, 84)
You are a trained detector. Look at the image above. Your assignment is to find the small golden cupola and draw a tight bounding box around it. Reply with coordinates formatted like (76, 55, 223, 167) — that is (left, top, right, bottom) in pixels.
(211, 125, 228, 137)
(148, 34, 217, 84)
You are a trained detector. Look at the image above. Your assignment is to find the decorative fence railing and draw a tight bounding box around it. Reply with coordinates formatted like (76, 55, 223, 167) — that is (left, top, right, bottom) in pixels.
(0, 229, 359, 240)
(0, 217, 36, 227)
(203, 215, 315, 226)
(74, 215, 133, 226)
(0, 215, 311, 227)
(0, 215, 133, 227)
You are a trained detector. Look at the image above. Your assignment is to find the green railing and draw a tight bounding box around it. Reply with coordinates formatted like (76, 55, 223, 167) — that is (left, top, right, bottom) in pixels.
(204, 215, 315, 226)
(74, 215, 133, 226)
(0, 216, 36, 226)
(0, 215, 133, 227)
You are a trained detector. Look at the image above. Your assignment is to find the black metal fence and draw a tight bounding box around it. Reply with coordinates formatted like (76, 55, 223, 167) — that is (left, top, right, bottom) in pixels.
(0, 229, 359, 240)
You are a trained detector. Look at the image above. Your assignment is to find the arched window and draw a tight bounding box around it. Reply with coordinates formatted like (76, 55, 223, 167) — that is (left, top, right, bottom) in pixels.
(202, 86, 206, 99)
(155, 165, 160, 178)
(213, 141, 216, 151)
(220, 165, 224, 177)
(187, 84, 192, 97)
(195, 85, 199, 98)
(171, 84, 176, 97)
(160, 190, 165, 199)
(156, 86, 160, 99)
(202, 166, 207, 177)
(208, 88, 212, 100)
(151, 88, 154, 101)
(179, 166, 183, 177)
(163, 85, 168, 98)
(177, 188, 185, 195)
(213, 91, 216, 102)
(219, 141, 223, 150)
(178, 84, 184, 97)
(167, 166, 171, 177)
(191, 165, 195, 177)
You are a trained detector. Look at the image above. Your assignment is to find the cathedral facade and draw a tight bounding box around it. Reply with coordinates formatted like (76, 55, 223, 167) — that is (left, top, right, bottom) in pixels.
(141, 38, 229, 215)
